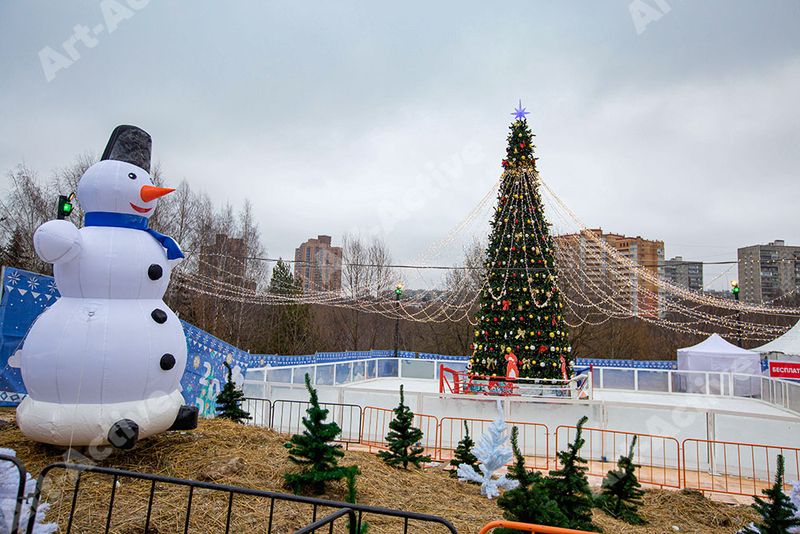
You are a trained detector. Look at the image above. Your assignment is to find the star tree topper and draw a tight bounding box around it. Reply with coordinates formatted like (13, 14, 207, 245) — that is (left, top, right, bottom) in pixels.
(511, 99, 530, 120)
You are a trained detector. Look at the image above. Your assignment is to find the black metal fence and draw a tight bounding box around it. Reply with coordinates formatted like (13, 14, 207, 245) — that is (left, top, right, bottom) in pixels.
(0, 453, 28, 533)
(22, 462, 457, 534)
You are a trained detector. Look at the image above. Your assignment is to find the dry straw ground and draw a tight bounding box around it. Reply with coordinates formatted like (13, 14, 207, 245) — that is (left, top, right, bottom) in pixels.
(0, 412, 757, 533)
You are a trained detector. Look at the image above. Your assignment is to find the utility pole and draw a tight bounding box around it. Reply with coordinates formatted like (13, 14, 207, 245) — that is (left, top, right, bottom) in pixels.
(393, 283, 403, 358)
(731, 280, 742, 346)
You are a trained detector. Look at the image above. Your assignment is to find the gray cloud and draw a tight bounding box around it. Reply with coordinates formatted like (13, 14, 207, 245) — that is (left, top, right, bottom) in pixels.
(0, 0, 798, 290)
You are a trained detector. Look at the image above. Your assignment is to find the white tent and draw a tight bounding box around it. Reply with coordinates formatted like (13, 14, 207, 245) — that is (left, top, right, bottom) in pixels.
(677, 333, 761, 375)
(754, 320, 800, 357)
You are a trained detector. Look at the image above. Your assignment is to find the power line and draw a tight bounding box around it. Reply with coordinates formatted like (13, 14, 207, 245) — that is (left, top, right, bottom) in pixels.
(190, 251, 796, 271)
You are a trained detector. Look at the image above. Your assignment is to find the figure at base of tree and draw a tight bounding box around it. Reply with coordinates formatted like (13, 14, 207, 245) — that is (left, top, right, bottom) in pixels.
(215, 361, 251, 424)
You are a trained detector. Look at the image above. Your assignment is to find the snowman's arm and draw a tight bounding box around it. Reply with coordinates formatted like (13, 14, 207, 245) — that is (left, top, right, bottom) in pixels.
(33, 220, 82, 264)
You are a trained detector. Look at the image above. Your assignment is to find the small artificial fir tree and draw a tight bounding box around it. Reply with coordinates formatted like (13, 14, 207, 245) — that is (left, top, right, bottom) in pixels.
(470, 103, 572, 380)
(740, 454, 800, 534)
(495, 426, 568, 533)
(378, 385, 431, 469)
(547, 416, 598, 532)
(596, 436, 646, 524)
(450, 421, 479, 477)
(215, 361, 251, 423)
(284, 374, 347, 494)
(345, 467, 369, 534)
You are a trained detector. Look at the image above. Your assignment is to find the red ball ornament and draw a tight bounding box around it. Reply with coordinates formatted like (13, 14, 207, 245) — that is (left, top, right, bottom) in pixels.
(501, 159, 509, 167)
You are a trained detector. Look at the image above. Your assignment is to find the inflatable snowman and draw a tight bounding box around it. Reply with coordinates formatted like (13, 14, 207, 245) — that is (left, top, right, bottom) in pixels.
(12, 125, 198, 449)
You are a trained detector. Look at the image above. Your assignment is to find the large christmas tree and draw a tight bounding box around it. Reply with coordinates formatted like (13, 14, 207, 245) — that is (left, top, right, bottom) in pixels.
(470, 102, 572, 380)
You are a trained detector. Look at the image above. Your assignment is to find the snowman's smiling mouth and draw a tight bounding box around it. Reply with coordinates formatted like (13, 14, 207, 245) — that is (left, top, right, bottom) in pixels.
(130, 203, 152, 214)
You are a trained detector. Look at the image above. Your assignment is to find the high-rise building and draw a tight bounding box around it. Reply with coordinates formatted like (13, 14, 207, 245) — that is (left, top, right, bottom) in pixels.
(294, 235, 343, 292)
(555, 228, 664, 317)
(664, 256, 703, 292)
(738, 240, 800, 304)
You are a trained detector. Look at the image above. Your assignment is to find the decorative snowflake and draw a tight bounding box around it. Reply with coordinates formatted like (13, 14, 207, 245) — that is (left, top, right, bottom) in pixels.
(7, 271, 20, 287)
(27, 276, 39, 290)
(46, 280, 57, 294)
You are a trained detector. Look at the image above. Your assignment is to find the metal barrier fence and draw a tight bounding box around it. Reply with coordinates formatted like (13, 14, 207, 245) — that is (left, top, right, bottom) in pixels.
(437, 417, 549, 470)
(0, 453, 28, 533)
(554, 426, 681, 489)
(681, 438, 800, 497)
(271, 399, 363, 445)
(240, 396, 800, 498)
(241, 397, 272, 427)
(361, 406, 440, 456)
(27, 462, 458, 534)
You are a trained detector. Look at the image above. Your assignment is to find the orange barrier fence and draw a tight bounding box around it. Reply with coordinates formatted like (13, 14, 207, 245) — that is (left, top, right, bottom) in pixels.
(361, 406, 440, 456)
(479, 520, 592, 534)
(681, 438, 800, 497)
(438, 417, 549, 470)
(555, 425, 681, 489)
(245, 396, 800, 499)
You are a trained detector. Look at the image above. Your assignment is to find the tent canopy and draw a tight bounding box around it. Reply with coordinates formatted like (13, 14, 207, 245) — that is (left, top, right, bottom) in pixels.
(754, 320, 800, 356)
(677, 333, 761, 375)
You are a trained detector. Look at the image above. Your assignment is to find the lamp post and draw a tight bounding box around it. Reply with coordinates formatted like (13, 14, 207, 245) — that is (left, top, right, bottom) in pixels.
(394, 283, 403, 358)
(731, 280, 742, 346)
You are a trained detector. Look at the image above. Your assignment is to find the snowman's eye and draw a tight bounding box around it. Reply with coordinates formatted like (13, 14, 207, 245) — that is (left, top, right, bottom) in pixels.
(128, 173, 137, 180)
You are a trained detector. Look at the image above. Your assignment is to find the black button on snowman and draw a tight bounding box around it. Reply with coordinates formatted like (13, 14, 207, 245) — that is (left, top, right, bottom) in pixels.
(13, 125, 198, 449)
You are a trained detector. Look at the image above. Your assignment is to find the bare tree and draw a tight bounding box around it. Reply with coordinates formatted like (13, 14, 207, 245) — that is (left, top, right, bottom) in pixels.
(0, 165, 52, 273)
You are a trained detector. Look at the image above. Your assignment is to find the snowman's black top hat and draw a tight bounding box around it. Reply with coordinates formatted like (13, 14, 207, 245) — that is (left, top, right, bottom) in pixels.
(101, 125, 152, 173)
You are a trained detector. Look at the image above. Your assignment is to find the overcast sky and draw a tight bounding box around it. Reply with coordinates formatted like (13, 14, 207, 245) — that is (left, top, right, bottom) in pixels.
(1, 0, 798, 290)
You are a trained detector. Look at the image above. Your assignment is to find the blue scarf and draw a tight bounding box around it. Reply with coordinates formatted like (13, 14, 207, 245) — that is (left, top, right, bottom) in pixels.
(84, 212, 185, 260)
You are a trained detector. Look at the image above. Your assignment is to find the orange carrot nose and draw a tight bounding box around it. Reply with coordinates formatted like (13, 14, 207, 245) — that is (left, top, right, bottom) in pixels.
(140, 185, 175, 202)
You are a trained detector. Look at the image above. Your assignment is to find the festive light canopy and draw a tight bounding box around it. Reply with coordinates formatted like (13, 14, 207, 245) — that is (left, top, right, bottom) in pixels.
(168, 109, 800, 344)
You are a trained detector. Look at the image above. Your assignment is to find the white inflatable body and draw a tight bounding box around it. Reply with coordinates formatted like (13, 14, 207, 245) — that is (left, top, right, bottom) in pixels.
(13, 125, 196, 447)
